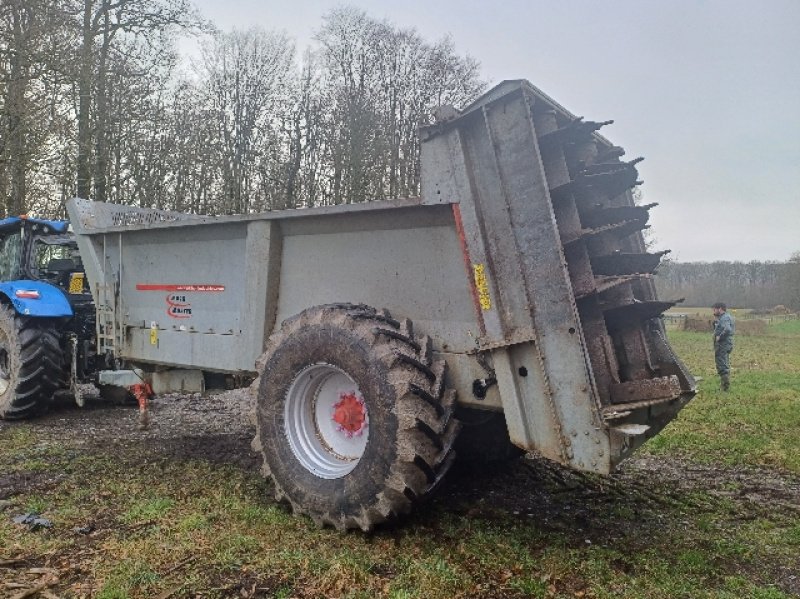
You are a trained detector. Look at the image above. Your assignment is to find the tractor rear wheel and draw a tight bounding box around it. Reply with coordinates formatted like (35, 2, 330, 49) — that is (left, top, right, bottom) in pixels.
(0, 305, 62, 420)
(253, 304, 460, 531)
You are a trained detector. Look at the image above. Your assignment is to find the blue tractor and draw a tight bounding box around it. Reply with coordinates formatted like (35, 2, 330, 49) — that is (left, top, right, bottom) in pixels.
(0, 216, 99, 419)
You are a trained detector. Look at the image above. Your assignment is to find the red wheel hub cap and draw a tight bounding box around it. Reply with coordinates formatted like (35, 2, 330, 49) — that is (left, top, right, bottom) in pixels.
(332, 392, 367, 437)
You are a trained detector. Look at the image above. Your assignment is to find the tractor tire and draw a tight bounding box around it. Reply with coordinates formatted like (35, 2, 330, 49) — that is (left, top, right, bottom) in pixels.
(252, 304, 460, 531)
(0, 305, 62, 420)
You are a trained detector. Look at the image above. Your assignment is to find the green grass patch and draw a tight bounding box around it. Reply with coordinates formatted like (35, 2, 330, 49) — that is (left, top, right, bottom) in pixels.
(644, 324, 800, 473)
(121, 497, 176, 524)
(770, 317, 800, 336)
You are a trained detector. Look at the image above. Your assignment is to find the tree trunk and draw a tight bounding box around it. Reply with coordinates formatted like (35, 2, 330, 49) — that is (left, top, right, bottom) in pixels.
(76, 0, 94, 199)
(7, 3, 28, 215)
(93, 12, 110, 203)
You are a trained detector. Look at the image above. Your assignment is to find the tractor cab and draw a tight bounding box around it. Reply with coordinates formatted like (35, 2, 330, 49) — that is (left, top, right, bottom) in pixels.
(0, 216, 89, 300)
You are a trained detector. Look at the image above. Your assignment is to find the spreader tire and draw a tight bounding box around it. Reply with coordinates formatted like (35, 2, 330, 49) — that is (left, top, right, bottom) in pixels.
(253, 304, 460, 531)
(0, 305, 62, 420)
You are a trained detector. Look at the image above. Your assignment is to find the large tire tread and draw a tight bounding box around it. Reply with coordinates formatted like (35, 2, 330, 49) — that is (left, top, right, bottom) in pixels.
(0, 305, 62, 420)
(253, 303, 460, 531)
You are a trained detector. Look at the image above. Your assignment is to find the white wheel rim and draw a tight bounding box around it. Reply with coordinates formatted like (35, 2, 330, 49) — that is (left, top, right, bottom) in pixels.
(284, 363, 369, 479)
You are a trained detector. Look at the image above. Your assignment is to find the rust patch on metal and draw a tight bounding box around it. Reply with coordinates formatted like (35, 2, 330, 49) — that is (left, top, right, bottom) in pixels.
(609, 375, 681, 405)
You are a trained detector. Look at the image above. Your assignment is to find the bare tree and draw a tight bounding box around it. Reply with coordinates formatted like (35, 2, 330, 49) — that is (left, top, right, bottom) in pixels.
(97, 35, 180, 208)
(284, 50, 325, 208)
(198, 28, 294, 213)
(161, 79, 216, 213)
(314, 7, 484, 205)
(73, 0, 202, 201)
(0, 0, 74, 215)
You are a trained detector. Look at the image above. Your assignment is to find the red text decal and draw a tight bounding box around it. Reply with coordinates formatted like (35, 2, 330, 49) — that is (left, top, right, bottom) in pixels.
(136, 284, 225, 292)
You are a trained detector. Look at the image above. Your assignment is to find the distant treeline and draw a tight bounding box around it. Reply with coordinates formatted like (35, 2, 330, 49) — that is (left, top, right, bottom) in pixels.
(655, 259, 800, 310)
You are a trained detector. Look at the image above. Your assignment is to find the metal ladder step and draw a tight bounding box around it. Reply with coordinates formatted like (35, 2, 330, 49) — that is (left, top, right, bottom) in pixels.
(95, 284, 117, 354)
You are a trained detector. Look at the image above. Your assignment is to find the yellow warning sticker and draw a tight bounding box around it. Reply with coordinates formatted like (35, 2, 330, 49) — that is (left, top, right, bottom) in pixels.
(150, 323, 158, 346)
(472, 263, 492, 311)
(68, 272, 84, 294)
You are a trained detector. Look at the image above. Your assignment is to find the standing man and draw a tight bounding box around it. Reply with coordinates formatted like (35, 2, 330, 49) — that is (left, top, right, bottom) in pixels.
(712, 302, 735, 391)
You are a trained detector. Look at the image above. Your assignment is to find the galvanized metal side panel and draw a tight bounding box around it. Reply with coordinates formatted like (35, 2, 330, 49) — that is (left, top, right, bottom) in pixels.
(69, 199, 486, 385)
(244, 221, 282, 367)
(92, 222, 274, 372)
(419, 123, 509, 343)
(492, 346, 564, 463)
(275, 205, 481, 354)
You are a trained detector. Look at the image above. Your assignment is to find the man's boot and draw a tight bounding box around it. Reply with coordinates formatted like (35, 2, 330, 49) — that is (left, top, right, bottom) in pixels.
(721, 374, 730, 391)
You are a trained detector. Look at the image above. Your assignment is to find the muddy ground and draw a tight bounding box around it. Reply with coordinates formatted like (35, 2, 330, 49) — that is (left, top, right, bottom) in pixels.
(2, 390, 799, 596)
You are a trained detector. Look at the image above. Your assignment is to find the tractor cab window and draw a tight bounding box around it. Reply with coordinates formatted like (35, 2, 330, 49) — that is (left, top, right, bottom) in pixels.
(31, 236, 82, 287)
(0, 232, 22, 280)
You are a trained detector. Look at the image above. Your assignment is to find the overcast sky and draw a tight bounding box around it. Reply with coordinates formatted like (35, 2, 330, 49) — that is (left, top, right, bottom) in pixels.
(189, 0, 799, 262)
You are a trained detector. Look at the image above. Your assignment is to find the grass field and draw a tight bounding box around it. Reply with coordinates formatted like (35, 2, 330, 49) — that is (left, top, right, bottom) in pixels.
(646, 319, 800, 473)
(1, 321, 799, 598)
